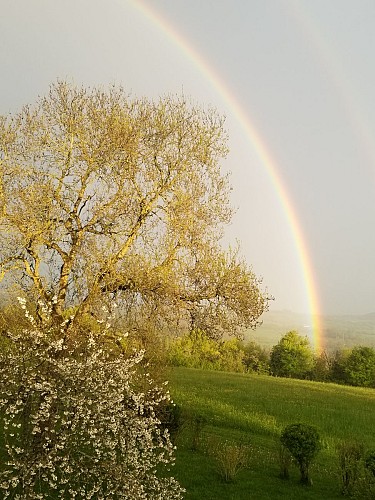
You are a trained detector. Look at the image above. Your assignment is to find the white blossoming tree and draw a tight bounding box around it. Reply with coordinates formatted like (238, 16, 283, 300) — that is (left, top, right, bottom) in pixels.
(0, 300, 184, 499)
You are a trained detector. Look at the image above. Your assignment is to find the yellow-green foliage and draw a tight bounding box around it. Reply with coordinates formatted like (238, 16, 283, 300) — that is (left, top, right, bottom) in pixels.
(209, 439, 250, 482)
(167, 330, 245, 373)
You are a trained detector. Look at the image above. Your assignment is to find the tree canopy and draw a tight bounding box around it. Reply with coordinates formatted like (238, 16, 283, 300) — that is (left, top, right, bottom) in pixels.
(0, 81, 270, 338)
(270, 331, 314, 379)
(344, 346, 375, 387)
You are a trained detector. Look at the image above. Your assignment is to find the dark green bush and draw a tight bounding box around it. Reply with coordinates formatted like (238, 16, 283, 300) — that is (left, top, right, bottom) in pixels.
(280, 423, 321, 485)
(365, 451, 375, 477)
(190, 414, 208, 451)
(159, 402, 185, 444)
(337, 440, 363, 495)
(344, 346, 375, 387)
(329, 349, 351, 385)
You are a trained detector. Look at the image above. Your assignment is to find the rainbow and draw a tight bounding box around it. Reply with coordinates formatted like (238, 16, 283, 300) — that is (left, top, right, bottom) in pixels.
(289, 1, 375, 178)
(125, 0, 323, 351)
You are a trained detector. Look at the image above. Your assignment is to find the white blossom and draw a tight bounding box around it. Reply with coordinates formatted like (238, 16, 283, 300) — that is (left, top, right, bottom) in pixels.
(0, 301, 184, 499)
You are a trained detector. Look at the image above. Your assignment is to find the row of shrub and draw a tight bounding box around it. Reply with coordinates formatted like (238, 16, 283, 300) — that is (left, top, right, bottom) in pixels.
(280, 426, 375, 497)
(163, 401, 375, 497)
(167, 329, 375, 387)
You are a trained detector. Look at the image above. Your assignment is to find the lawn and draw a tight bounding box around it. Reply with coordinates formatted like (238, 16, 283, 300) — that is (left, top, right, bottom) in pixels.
(168, 367, 375, 499)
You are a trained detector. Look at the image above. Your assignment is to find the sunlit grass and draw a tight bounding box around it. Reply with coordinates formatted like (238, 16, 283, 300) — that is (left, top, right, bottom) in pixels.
(169, 367, 375, 499)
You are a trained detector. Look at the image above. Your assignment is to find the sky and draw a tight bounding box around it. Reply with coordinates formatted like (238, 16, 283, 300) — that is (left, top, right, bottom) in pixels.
(1, 0, 375, 319)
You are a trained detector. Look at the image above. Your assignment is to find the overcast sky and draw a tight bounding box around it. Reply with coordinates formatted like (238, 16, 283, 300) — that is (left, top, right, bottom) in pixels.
(2, 0, 375, 317)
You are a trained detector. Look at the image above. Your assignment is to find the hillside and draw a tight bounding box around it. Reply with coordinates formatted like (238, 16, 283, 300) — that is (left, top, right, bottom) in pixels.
(248, 310, 375, 351)
(169, 367, 375, 499)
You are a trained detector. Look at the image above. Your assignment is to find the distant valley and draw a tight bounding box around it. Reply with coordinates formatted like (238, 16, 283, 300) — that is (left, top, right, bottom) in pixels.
(248, 310, 375, 351)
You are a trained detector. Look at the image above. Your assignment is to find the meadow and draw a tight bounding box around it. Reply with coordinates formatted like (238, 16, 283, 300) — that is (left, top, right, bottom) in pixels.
(169, 367, 375, 499)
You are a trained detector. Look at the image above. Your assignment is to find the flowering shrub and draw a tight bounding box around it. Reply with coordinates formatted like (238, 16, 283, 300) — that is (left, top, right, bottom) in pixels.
(0, 299, 184, 499)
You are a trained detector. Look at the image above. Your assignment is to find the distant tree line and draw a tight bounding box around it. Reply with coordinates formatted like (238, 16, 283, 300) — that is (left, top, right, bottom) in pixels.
(168, 329, 375, 388)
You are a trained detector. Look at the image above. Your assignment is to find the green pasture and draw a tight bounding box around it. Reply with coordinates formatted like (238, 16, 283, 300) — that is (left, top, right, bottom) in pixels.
(169, 367, 375, 499)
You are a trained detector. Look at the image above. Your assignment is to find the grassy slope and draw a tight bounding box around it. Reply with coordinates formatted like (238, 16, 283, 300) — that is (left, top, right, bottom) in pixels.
(169, 367, 375, 499)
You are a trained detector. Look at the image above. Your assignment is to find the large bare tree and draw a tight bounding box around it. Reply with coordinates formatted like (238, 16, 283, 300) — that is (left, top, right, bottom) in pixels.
(0, 82, 270, 338)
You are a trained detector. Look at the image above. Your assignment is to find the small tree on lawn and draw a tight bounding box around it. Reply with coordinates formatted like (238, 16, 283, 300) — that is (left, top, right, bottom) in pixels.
(280, 423, 321, 485)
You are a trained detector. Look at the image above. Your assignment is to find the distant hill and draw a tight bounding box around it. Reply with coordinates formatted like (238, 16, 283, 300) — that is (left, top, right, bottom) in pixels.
(246, 310, 375, 351)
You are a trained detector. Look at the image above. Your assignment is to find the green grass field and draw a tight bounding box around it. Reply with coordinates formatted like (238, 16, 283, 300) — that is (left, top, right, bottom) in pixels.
(168, 367, 375, 499)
